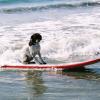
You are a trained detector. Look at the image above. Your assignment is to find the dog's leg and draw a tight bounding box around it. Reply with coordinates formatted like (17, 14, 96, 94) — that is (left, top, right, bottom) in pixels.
(34, 57, 42, 64)
(38, 52, 46, 64)
(23, 55, 33, 64)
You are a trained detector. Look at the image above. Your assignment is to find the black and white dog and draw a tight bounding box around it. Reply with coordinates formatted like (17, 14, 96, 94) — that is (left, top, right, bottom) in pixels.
(23, 33, 46, 64)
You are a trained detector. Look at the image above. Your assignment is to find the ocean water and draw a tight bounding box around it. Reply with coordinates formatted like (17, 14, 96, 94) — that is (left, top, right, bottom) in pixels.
(0, 0, 100, 100)
(0, 0, 100, 65)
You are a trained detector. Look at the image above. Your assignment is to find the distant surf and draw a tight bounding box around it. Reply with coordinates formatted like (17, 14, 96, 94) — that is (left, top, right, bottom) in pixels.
(0, 1, 100, 13)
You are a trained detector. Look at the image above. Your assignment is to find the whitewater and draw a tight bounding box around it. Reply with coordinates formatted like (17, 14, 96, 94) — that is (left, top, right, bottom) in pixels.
(0, 0, 100, 65)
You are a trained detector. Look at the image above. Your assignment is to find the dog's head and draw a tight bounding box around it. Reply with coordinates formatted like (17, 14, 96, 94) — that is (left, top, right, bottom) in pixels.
(29, 33, 42, 46)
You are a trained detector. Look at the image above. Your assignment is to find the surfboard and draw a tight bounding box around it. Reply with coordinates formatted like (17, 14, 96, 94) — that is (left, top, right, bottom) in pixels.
(1, 58, 100, 70)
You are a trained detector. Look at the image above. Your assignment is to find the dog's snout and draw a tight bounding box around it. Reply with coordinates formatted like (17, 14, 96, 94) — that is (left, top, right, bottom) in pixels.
(36, 39, 41, 42)
(36, 39, 39, 43)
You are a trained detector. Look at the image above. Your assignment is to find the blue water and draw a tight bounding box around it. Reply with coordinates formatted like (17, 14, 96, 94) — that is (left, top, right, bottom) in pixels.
(0, 0, 100, 100)
(0, 67, 100, 100)
(0, 0, 100, 13)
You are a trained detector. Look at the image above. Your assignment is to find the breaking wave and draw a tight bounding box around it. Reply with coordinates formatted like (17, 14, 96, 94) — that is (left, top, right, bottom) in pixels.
(0, 1, 100, 13)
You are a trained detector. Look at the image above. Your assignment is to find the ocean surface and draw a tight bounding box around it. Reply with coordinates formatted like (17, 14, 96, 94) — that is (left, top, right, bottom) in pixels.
(0, 0, 100, 100)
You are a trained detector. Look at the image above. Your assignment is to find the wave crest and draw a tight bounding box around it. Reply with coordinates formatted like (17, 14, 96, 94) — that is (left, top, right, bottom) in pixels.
(0, 1, 100, 13)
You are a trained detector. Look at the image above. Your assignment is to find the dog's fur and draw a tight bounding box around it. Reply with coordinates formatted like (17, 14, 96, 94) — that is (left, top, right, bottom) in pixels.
(23, 33, 46, 64)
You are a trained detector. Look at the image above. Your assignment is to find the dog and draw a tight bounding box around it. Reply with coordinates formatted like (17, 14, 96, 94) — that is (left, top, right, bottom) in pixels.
(22, 33, 46, 64)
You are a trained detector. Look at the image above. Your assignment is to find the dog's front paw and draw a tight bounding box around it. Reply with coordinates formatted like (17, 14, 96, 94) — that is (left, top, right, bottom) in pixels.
(40, 62, 46, 64)
(43, 62, 46, 64)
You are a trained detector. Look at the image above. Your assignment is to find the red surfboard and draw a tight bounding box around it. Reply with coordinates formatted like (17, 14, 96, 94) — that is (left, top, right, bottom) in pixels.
(1, 58, 100, 70)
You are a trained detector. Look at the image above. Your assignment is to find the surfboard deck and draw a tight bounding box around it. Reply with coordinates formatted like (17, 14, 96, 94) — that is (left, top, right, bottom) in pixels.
(1, 58, 100, 70)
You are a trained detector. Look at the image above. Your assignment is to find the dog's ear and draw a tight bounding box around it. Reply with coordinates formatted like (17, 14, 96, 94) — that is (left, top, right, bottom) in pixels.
(29, 35, 36, 46)
(29, 39, 33, 46)
(38, 34, 42, 42)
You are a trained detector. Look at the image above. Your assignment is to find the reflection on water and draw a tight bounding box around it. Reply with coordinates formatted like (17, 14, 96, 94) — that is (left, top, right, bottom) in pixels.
(0, 68, 100, 100)
(62, 68, 100, 80)
(25, 71, 47, 96)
